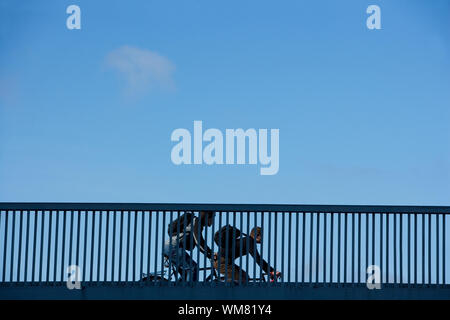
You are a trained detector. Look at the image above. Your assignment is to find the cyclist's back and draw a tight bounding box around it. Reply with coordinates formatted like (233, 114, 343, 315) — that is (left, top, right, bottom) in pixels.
(167, 212, 197, 250)
(213, 225, 276, 282)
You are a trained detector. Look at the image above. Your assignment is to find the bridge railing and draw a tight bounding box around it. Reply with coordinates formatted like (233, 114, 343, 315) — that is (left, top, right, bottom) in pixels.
(0, 203, 449, 287)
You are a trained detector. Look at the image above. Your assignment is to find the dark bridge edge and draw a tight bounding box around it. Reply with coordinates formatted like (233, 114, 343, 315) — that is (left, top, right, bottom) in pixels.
(0, 203, 449, 214)
(1, 283, 450, 300)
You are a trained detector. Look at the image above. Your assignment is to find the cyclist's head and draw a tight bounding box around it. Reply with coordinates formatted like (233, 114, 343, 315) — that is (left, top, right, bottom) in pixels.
(200, 210, 215, 226)
(250, 227, 262, 243)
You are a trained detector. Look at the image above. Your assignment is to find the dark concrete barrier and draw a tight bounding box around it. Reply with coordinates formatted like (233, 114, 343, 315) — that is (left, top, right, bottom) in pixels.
(1, 283, 449, 300)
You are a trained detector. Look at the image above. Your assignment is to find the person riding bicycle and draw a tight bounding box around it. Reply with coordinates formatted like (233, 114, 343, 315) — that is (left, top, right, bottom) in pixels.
(163, 210, 215, 282)
(213, 225, 281, 283)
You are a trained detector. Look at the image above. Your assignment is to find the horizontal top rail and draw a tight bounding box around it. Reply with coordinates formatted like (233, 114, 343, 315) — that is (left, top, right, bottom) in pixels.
(0, 202, 449, 214)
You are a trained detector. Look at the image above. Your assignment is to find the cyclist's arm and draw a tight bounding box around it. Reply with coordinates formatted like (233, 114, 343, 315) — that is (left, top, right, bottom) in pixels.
(192, 219, 213, 258)
(248, 241, 274, 274)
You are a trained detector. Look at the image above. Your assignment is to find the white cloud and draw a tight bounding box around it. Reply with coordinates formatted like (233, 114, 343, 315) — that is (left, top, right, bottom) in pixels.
(105, 46, 176, 97)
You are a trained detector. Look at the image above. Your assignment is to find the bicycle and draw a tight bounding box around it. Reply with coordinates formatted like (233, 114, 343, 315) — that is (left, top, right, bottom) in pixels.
(210, 252, 282, 284)
(249, 271, 282, 283)
(142, 254, 281, 284)
(141, 254, 219, 282)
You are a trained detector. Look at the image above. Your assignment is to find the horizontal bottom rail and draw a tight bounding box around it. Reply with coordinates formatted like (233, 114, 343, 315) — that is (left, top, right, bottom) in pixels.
(1, 283, 449, 300)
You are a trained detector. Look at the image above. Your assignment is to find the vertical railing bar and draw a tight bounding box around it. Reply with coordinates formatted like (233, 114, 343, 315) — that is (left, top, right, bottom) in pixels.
(261, 211, 265, 285)
(371, 213, 374, 285)
(1, 211, 7, 282)
(126, 211, 131, 283)
(309, 212, 313, 285)
(120, 211, 125, 283)
(124, 210, 128, 283)
(224, 212, 230, 285)
(158, 211, 165, 285)
(330, 213, 334, 284)
(443, 214, 446, 285)
(274, 212, 278, 286)
(386, 213, 389, 283)
(31, 210, 38, 282)
(46, 210, 53, 283)
(68, 211, 73, 284)
(191, 211, 197, 286)
(301, 212, 305, 284)
(428, 214, 431, 285)
(75, 211, 81, 283)
(132, 211, 138, 282)
(253, 211, 257, 284)
(287, 212, 292, 283)
(323, 212, 327, 285)
(267, 212, 272, 286)
(231, 212, 236, 286)
(183, 210, 188, 286)
(197, 211, 202, 284)
(239, 211, 243, 285)
(344, 213, 348, 284)
(211, 210, 216, 287)
(10, 211, 16, 282)
(82, 211, 88, 284)
(358, 213, 361, 284)
(90, 211, 96, 282)
(104, 211, 110, 282)
(39, 210, 45, 284)
(183, 213, 191, 285)
(160, 211, 166, 286)
(400, 213, 403, 284)
(245, 211, 250, 286)
(140, 211, 145, 285)
(53, 211, 60, 283)
(394, 213, 397, 284)
(168, 211, 174, 284)
(218, 211, 223, 286)
(147, 211, 153, 284)
(112, 211, 117, 282)
(24, 211, 30, 283)
(154, 211, 161, 285)
(414, 213, 417, 285)
(352, 213, 355, 285)
(61, 211, 66, 283)
(380, 213, 383, 284)
(184, 211, 195, 285)
(32, 211, 38, 282)
(422, 214, 425, 285)
(275, 212, 286, 282)
(203, 212, 208, 283)
(18, 211, 23, 282)
(365, 213, 368, 285)
(231, 212, 237, 286)
(281, 212, 286, 285)
(337, 213, 341, 285)
(436, 214, 439, 285)
(408, 214, 411, 286)
(315, 212, 319, 284)
(167, 211, 176, 286)
(188, 211, 194, 287)
(295, 212, 299, 285)
(97, 211, 103, 283)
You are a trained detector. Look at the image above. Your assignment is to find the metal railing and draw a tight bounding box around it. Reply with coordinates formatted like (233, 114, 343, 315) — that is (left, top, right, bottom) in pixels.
(0, 203, 449, 287)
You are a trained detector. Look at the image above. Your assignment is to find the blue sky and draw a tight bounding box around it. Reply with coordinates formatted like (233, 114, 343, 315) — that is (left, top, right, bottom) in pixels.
(0, 0, 449, 205)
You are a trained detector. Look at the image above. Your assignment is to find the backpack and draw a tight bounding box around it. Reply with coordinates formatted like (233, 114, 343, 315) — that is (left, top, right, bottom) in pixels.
(167, 212, 194, 236)
(214, 225, 242, 249)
